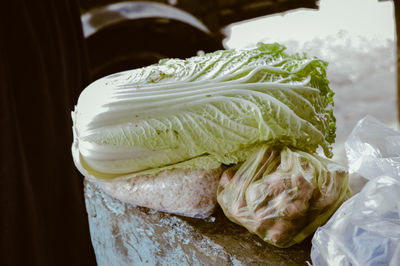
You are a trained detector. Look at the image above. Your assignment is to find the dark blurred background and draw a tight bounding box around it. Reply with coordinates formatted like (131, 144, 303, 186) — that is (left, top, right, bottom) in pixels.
(78, 0, 318, 80)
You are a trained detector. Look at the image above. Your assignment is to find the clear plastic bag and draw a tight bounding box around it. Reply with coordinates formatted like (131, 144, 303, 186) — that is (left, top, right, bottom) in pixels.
(97, 167, 223, 219)
(217, 145, 350, 248)
(311, 116, 400, 266)
(345, 115, 400, 180)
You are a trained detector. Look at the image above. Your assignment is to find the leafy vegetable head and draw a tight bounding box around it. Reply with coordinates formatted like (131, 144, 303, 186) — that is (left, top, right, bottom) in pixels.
(72, 43, 336, 180)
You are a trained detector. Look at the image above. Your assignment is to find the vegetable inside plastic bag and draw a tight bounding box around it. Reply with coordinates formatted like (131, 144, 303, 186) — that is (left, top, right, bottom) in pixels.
(311, 116, 400, 266)
(217, 145, 351, 248)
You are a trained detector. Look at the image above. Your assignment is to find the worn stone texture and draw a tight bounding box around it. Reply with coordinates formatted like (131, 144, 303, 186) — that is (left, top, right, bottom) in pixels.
(85, 179, 311, 266)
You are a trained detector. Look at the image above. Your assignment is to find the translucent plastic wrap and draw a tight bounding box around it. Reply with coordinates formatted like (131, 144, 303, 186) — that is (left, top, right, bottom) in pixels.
(217, 145, 350, 247)
(97, 167, 223, 219)
(345, 115, 400, 180)
(311, 116, 400, 266)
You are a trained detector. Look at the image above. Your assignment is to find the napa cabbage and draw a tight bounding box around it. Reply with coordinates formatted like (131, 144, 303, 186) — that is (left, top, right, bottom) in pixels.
(72, 43, 335, 180)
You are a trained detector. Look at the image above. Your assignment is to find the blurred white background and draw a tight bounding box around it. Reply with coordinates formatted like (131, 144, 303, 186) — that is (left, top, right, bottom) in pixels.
(225, 0, 397, 164)
(225, 0, 394, 48)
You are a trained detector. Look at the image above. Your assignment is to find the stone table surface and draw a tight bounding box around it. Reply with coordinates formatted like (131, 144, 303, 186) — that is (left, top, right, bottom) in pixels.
(85, 179, 312, 266)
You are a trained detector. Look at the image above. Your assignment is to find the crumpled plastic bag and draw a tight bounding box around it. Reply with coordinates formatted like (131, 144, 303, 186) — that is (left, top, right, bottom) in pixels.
(311, 115, 400, 266)
(217, 145, 351, 247)
(345, 115, 400, 180)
